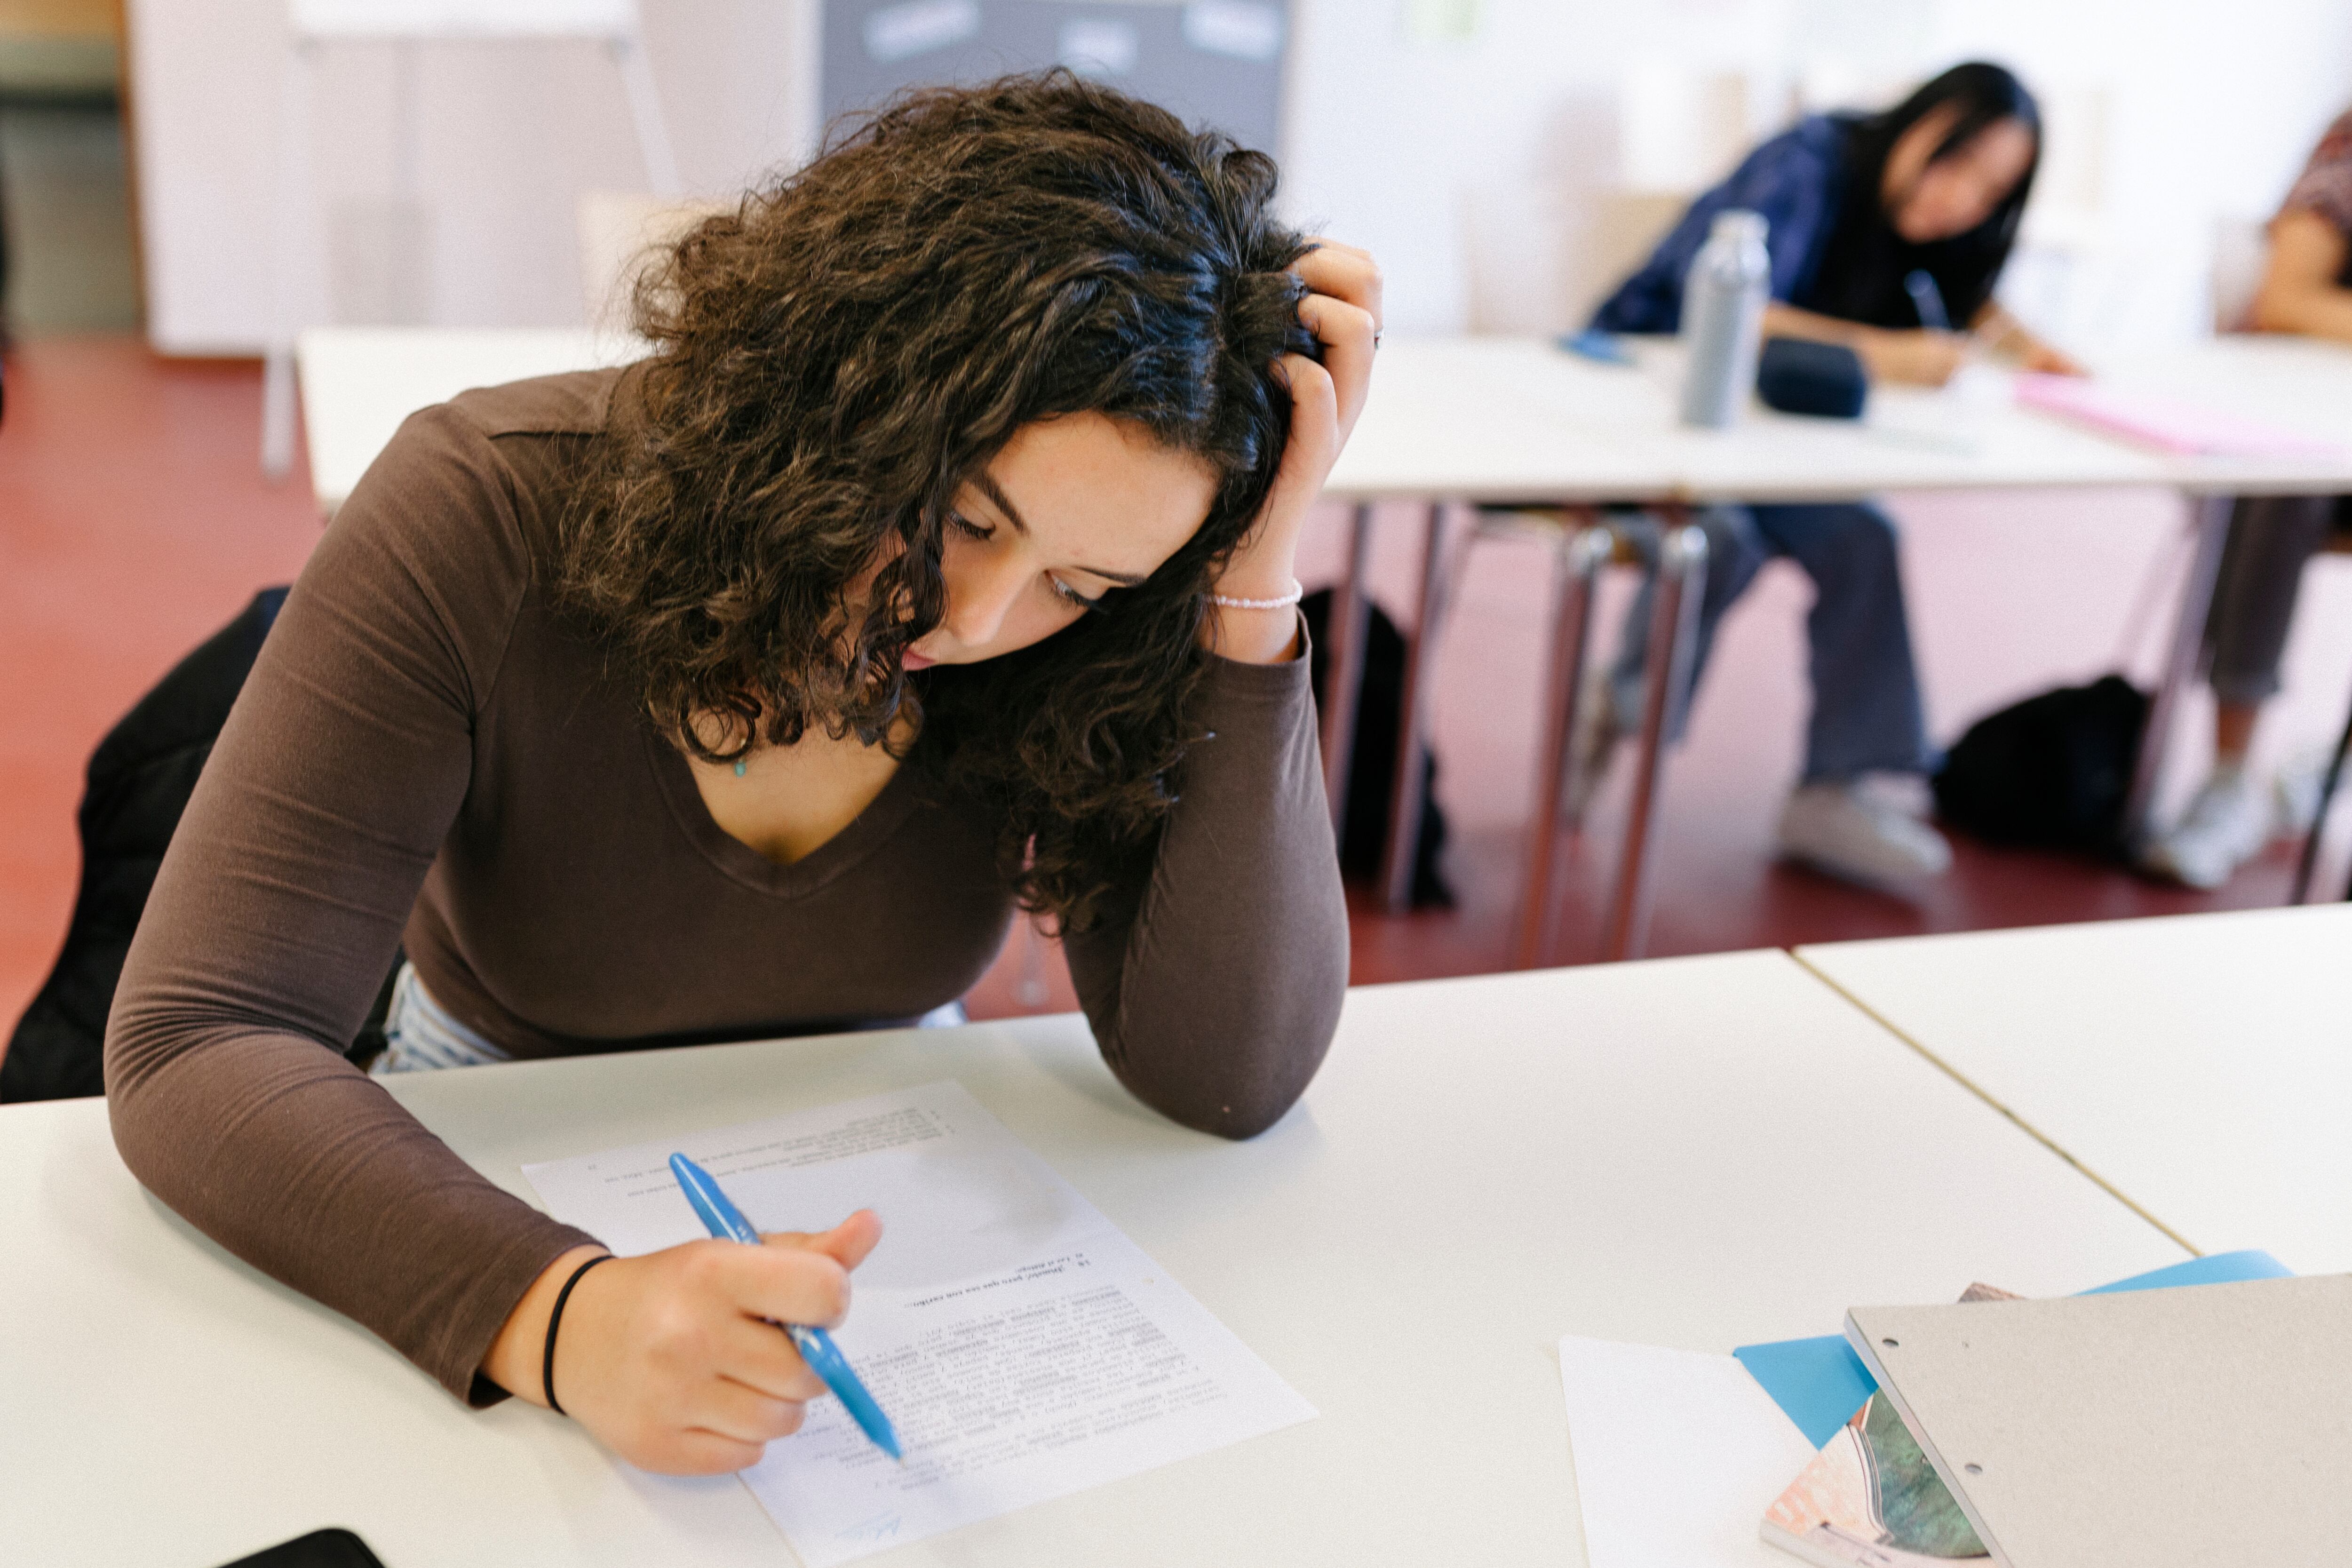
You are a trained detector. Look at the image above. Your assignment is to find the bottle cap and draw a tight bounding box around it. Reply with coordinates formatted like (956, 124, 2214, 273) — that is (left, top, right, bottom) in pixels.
(1709, 208, 1769, 245)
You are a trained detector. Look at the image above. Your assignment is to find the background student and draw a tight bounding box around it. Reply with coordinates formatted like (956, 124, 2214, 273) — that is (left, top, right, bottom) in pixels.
(104, 77, 1366, 1476)
(1586, 62, 2079, 885)
(2141, 106, 2352, 889)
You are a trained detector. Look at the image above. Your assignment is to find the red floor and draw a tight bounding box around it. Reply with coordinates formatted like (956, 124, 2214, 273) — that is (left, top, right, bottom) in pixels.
(6, 339, 2349, 1062)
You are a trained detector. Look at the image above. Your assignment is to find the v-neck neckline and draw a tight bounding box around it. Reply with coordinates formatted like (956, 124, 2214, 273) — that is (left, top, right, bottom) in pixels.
(640, 721, 926, 899)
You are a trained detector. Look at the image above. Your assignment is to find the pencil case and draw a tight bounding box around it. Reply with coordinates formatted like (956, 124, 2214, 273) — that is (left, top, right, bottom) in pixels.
(1755, 336, 1867, 419)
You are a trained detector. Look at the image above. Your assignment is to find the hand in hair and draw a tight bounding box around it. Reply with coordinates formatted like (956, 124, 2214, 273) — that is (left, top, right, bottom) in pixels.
(1207, 239, 1383, 664)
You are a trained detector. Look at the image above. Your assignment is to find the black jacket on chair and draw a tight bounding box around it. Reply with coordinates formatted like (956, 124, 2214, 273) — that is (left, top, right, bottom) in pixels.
(0, 587, 399, 1101)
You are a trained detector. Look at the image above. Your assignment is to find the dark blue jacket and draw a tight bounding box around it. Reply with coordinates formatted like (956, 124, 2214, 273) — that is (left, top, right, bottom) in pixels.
(1592, 115, 1855, 334)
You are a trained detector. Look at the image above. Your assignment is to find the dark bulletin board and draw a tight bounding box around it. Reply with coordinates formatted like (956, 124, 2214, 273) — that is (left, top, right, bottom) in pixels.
(821, 0, 1291, 154)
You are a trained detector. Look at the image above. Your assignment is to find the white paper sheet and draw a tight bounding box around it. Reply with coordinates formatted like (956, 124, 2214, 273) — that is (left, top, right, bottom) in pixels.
(524, 1082, 1314, 1565)
(1557, 1337, 1817, 1568)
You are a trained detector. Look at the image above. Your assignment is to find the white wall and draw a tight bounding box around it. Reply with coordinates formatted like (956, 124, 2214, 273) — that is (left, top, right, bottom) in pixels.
(132, 0, 2352, 354)
(1936, 0, 2352, 344)
(1280, 0, 1788, 336)
(129, 0, 818, 354)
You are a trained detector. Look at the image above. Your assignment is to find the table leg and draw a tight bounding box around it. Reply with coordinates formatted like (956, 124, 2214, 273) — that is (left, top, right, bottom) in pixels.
(2121, 494, 2232, 848)
(1603, 517, 1708, 962)
(1381, 502, 1450, 913)
(2289, 699, 2352, 904)
(261, 40, 316, 481)
(1320, 503, 1376, 834)
(1515, 516, 1610, 969)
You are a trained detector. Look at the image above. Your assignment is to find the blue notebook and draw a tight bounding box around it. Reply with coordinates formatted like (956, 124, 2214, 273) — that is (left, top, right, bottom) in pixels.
(1733, 1250, 2293, 1447)
(1557, 327, 1636, 366)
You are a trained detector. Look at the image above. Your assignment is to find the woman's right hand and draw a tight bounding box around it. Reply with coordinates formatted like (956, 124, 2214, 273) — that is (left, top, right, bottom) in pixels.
(1857, 327, 1968, 387)
(484, 1212, 883, 1474)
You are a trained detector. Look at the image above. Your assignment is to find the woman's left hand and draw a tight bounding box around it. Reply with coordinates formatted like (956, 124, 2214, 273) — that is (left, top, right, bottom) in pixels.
(1206, 240, 1383, 662)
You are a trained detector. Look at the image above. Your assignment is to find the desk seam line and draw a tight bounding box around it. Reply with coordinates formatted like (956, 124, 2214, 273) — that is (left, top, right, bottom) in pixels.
(1786, 950, 2203, 1258)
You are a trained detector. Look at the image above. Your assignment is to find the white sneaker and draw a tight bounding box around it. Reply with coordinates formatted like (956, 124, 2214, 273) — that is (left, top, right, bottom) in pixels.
(1564, 664, 1625, 820)
(2273, 748, 2332, 838)
(2140, 766, 2273, 890)
(1777, 780, 1954, 883)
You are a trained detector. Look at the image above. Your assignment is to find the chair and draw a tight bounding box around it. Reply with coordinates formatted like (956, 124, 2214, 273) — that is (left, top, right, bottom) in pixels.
(1317, 491, 1707, 965)
(1402, 503, 1706, 967)
(2002, 83, 2121, 347)
(260, 0, 683, 477)
(2210, 216, 2273, 335)
(1616, 67, 1751, 192)
(576, 190, 731, 334)
(1563, 189, 1690, 326)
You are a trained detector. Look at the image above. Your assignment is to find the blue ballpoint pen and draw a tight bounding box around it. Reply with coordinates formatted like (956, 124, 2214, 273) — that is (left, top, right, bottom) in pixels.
(667, 1152, 903, 1461)
(1904, 269, 1951, 333)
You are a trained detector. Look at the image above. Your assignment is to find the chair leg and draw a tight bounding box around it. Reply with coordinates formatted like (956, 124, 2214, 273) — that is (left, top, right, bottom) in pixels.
(1320, 503, 1375, 834)
(2291, 686, 2352, 904)
(2122, 495, 2233, 847)
(1515, 516, 1610, 969)
(1603, 516, 1708, 962)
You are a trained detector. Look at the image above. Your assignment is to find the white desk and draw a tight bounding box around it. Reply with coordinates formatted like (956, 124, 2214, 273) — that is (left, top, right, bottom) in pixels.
(299, 327, 642, 514)
(0, 954, 2183, 1567)
(294, 330, 2352, 519)
(1323, 334, 2352, 510)
(1323, 337, 2163, 506)
(1797, 903, 2352, 1275)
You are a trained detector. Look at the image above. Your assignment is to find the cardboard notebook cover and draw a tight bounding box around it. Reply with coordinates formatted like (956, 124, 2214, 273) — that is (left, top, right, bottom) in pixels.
(1844, 1275, 2352, 1568)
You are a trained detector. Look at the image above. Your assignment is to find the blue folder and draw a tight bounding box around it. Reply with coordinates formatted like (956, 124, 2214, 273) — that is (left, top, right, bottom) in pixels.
(1733, 1250, 2294, 1447)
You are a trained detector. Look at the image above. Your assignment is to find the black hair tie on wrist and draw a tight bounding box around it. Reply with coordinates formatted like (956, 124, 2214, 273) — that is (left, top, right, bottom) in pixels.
(542, 1252, 617, 1416)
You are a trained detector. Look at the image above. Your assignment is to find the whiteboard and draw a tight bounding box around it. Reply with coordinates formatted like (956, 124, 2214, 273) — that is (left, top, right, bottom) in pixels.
(822, 0, 1289, 154)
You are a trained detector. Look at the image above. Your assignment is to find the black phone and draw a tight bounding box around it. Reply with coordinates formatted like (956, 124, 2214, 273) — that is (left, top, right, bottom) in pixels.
(219, 1528, 387, 1568)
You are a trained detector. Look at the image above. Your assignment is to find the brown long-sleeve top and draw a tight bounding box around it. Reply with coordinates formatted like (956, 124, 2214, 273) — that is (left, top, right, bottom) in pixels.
(104, 369, 1348, 1403)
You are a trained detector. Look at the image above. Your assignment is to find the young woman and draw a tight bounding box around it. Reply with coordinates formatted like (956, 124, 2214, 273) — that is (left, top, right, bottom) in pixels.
(104, 76, 1372, 1476)
(2141, 106, 2352, 889)
(1588, 62, 2077, 884)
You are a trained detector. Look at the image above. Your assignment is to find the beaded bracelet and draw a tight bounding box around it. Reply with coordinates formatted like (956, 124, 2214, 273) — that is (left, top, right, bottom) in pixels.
(1206, 581, 1304, 611)
(542, 1252, 617, 1415)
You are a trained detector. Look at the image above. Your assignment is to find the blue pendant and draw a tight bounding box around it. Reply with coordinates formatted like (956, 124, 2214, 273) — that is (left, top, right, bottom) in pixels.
(733, 759, 748, 777)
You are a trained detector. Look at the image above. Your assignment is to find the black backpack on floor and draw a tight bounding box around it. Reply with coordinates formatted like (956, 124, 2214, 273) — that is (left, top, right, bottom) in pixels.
(1300, 589, 1454, 907)
(1931, 674, 2149, 854)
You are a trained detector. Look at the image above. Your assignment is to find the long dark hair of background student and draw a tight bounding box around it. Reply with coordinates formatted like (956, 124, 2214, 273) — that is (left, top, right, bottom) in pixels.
(1807, 62, 2042, 329)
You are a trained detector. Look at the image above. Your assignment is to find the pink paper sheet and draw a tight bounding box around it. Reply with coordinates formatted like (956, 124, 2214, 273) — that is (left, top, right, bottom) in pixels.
(2014, 373, 2345, 459)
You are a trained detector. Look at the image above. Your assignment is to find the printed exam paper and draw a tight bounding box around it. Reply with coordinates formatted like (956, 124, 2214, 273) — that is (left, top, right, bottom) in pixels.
(523, 1081, 1315, 1565)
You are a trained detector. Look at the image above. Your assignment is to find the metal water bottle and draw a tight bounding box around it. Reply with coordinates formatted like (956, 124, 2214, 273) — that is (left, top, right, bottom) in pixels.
(1678, 208, 1770, 429)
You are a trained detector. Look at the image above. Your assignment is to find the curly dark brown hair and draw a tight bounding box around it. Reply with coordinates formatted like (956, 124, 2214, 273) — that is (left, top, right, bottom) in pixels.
(555, 72, 1316, 928)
